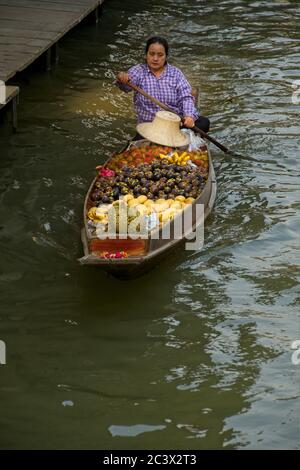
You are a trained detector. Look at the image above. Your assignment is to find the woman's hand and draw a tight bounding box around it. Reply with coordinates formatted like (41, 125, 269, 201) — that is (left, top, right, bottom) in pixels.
(117, 72, 130, 84)
(183, 116, 195, 128)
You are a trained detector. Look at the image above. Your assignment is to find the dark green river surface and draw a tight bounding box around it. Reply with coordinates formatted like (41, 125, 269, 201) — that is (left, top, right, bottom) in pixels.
(0, 0, 299, 450)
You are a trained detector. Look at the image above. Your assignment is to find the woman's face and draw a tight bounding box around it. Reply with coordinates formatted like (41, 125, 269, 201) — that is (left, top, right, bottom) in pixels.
(146, 43, 167, 72)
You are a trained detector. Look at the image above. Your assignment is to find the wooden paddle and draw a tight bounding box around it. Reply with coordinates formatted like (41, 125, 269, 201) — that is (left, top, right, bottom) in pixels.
(124, 81, 267, 164)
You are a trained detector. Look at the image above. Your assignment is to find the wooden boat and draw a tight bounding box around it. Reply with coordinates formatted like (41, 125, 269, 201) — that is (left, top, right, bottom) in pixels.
(79, 139, 216, 279)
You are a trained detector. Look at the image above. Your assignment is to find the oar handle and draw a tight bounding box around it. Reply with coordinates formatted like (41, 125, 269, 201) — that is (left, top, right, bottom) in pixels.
(192, 125, 229, 153)
(124, 81, 230, 154)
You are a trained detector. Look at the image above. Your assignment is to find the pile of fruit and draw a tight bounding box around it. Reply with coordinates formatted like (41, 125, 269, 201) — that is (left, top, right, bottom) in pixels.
(107, 144, 174, 170)
(159, 151, 191, 166)
(91, 159, 205, 205)
(88, 194, 195, 231)
(99, 250, 128, 259)
(107, 144, 208, 171)
(87, 142, 209, 235)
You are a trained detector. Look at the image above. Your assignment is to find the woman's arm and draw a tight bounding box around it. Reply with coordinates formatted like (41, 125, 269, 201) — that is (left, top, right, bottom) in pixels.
(177, 71, 199, 126)
(116, 71, 132, 92)
(116, 65, 142, 92)
(182, 116, 195, 127)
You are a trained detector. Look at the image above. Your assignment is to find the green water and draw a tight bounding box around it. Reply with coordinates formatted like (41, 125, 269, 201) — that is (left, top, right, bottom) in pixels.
(0, 0, 299, 450)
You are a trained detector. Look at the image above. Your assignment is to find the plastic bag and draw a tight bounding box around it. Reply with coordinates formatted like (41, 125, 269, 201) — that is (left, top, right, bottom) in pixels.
(181, 129, 206, 151)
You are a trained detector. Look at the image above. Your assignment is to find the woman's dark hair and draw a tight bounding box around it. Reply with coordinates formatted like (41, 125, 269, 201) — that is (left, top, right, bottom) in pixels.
(145, 36, 169, 56)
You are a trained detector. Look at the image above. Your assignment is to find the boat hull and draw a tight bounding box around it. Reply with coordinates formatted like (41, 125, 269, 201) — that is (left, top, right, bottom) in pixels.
(79, 148, 216, 278)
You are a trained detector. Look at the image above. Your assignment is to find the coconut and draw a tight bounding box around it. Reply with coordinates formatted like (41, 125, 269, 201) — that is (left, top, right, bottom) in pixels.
(137, 195, 147, 204)
(136, 204, 147, 215)
(159, 202, 170, 212)
(152, 203, 162, 213)
(128, 198, 139, 208)
(123, 194, 134, 202)
(185, 197, 195, 204)
(160, 210, 172, 223)
(128, 206, 139, 218)
(144, 199, 154, 208)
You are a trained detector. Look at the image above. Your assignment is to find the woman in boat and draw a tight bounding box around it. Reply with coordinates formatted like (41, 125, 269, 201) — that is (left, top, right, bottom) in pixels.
(116, 36, 210, 134)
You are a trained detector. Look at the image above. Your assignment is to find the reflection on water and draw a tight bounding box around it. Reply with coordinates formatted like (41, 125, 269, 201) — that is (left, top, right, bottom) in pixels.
(109, 424, 166, 438)
(0, 0, 299, 450)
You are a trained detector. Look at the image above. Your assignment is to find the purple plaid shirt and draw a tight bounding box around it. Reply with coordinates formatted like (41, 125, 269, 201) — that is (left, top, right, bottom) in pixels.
(117, 63, 199, 123)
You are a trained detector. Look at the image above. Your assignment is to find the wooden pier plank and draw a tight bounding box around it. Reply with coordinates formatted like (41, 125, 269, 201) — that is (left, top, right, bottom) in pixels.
(0, 36, 52, 48)
(0, 0, 95, 7)
(0, 19, 67, 33)
(0, 0, 103, 82)
(0, 6, 77, 23)
(0, 28, 57, 40)
(0, 1, 90, 13)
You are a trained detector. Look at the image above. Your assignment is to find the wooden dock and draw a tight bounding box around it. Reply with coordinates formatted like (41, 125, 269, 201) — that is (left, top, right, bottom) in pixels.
(0, 0, 104, 83)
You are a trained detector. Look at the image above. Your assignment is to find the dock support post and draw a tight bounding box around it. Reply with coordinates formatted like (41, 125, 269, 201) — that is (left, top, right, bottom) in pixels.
(12, 96, 18, 132)
(46, 48, 51, 72)
(95, 5, 101, 24)
(53, 42, 59, 64)
(0, 86, 19, 132)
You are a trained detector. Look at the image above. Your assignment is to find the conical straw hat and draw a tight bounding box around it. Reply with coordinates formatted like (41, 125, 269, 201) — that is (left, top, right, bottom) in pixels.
(136, 111, 190, 147)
